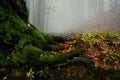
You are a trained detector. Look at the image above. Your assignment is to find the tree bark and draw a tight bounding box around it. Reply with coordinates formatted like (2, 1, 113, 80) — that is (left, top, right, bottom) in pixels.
(0, 0, 28, 22)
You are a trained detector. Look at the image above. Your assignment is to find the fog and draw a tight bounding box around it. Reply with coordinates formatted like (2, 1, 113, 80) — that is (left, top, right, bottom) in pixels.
(25, 0, 120, 33)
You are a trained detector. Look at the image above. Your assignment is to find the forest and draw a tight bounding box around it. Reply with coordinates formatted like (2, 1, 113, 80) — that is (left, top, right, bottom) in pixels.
(0, 0, 120, 80)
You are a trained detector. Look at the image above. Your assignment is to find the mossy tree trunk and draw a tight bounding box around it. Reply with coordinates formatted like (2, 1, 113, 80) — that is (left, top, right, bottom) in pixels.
(0, 0, 28, 22)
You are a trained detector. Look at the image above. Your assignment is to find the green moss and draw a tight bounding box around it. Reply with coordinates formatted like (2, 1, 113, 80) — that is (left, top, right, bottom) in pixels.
(40, 48, 85, 65)
(0, 7, 47, 66)
(50, 45, 65, 51)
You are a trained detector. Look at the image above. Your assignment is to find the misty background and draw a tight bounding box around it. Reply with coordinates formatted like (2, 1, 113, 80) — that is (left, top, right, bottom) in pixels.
(25, 0, 120, 33)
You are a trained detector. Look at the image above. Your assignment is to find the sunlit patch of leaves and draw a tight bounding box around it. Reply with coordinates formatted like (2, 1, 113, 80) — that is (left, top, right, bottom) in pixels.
(48, 41, 76, 54)
(72, 32, 120, 70)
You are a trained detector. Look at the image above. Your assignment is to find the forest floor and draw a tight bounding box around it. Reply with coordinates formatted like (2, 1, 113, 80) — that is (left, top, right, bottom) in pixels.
(49, 32, 120, 70)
